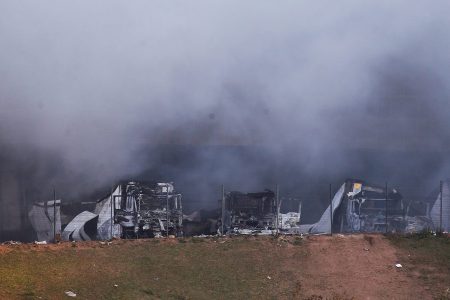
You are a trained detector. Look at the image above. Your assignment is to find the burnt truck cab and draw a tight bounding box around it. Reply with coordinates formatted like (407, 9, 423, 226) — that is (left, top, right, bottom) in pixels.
(114, 182, 183, 238)
(332, 179, 406, 233)
(222, 190, 277, 234)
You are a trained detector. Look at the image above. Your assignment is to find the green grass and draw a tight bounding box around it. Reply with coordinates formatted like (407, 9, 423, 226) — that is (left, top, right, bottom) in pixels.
(387, 232, 450, 299)
(0, 237, 306, 300)
(2, 234, 447, 299)
(387, 232, 450, 270)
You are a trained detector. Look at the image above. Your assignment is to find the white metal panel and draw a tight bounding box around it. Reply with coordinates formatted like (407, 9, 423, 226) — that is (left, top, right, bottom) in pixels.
(430, 180, 450, 232)
(61, 211, 97, 241)
(309, 183, 346, 234)
(28, 200, 61, 242)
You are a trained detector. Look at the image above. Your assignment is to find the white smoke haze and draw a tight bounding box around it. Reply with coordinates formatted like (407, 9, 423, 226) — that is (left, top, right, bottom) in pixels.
(1, 1, 450, 201)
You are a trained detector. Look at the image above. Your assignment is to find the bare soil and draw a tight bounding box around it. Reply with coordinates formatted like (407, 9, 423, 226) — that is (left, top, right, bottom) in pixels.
(283, 234, 441, 299)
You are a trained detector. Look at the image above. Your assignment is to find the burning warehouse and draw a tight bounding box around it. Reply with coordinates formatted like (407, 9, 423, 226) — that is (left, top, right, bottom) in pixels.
(2, 177, 449, 243)
(25, 178, 449, 242)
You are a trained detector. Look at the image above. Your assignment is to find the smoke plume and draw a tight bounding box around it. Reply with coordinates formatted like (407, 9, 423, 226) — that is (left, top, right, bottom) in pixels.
(1, 1, 450, 205)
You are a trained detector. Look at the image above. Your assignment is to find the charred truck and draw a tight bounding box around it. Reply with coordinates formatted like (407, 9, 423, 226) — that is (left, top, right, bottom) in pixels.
(115, 182, 183, 238)
(61, 181, 183, 241)
(332, 180, 404, 232)
(221, 190, 278, 235)
(327, 179, 433, 233)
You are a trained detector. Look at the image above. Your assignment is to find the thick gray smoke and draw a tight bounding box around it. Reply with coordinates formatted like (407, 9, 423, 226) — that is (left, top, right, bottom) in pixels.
(1, 1, 450, 204)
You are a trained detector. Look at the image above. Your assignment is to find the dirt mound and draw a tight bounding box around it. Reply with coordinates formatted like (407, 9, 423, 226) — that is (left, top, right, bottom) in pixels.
(284, 234, 432, 299)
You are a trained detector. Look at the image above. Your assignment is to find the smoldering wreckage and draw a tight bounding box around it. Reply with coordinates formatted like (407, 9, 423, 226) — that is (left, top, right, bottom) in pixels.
(24, 178, 450, 243)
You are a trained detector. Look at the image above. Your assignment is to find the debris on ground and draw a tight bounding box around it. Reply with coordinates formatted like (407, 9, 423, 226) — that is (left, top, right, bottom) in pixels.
(193, 234, 210, 238)
(97, 241, 113, 246)
(34, 241, 47, 245)
(64, 291, 77, 297)
(2, 241, 22, 245)
(395, 264, 403, 268)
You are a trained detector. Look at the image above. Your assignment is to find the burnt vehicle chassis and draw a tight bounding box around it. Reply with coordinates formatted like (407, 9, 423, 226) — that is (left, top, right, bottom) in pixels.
(222, 190, 278, 234)
(332, 179, 433, 233)
(114, 182, 183, 238)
